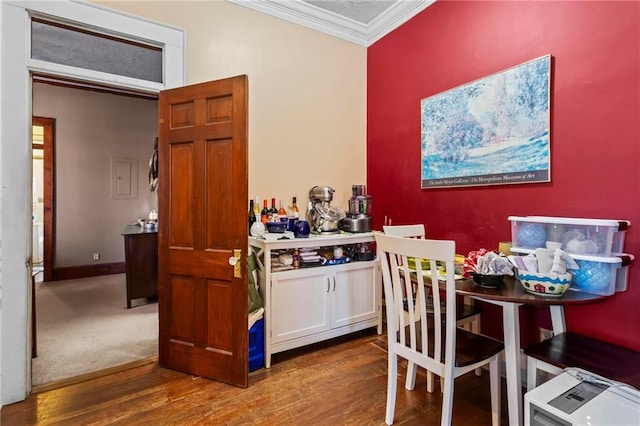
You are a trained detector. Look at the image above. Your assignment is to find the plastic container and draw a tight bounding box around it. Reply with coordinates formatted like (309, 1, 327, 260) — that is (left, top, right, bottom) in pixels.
(248, 318, 264, 372)
(511, 247, 634, 296)
(508, 216, 629, 257)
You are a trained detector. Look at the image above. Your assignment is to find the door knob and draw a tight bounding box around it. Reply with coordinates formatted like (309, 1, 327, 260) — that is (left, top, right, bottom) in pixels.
(229, 249, 242, 278)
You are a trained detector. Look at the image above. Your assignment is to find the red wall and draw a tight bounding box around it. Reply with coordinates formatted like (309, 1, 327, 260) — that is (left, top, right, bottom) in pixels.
(367, 1, 640, 349)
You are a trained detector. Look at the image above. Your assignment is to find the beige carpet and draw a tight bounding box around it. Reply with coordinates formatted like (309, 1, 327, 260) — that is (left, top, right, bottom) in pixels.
(33, 273, 158, 386)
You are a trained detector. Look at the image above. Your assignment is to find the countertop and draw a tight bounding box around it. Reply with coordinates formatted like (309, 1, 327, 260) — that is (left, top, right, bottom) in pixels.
(121, 224, 158, 236)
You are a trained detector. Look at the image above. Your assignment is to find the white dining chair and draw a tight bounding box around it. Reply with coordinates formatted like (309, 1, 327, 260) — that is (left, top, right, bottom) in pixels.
(382, 224, 483, 391)
(383, 224, 427, 239)
(375, 232, 503, 426)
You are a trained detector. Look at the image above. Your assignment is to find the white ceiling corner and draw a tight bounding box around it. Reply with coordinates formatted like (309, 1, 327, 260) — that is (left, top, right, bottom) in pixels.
(226, 0, 436, 47)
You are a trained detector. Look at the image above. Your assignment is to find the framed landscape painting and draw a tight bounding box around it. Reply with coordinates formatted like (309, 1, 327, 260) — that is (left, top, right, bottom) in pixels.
(421, 54, 551, 188)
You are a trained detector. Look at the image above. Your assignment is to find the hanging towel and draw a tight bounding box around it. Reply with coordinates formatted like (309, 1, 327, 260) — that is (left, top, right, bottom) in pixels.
(148, 137, 158, 192)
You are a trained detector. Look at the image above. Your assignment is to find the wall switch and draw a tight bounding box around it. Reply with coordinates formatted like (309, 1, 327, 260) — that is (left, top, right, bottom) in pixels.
(93, 252, 100, 261)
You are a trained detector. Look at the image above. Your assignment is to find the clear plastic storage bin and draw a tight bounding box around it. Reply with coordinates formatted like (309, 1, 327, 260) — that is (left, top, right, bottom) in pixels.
(509, 216, 629, 257)
(511, 247, 634, 296)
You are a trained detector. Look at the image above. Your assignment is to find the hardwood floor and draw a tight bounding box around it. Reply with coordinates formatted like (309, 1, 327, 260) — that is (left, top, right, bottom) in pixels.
(3, 329, 511, 425)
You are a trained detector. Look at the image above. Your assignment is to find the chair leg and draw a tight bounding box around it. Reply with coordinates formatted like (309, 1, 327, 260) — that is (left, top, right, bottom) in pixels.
(386, 351, 398, 425)
(426, 371, 434, 393)
(527, 356, 538, 391)
(406, 361, 418, 390)
(490, 355, 501, 426)
(440, 365, 455, 426)
(472, 315, 482, 377)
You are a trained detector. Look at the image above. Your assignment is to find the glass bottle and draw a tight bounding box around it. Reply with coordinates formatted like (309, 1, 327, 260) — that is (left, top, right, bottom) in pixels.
(293, 249, 300, 269)
(278, 199, 286, 218)
(253, 196, 261, 217)
(261, 199, 269, 224)
(291, 196, 299, 219)
(248, 199, 256, 231)
(269, 198, 278, 222)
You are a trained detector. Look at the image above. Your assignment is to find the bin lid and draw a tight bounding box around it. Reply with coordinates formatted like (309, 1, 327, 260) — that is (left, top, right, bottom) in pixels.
(508, 216, 630, 230)
(510, 247, 634, 265)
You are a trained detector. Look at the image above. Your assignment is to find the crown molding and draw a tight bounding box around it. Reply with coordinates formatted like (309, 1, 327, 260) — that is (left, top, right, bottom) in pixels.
(226, 0, 435, 47)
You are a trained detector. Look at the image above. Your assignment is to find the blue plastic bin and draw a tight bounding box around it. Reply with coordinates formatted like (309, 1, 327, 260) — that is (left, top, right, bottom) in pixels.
(248, 318, 265, 372)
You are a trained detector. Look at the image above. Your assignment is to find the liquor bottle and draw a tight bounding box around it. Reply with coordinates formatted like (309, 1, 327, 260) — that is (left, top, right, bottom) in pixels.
(261, 199, 269, 224)
(291, 196, 299, 219)
(253, 196, 261, 217)
(278, 199, 286, 217)
(248, 199, 256, 231)
(269, 198, 278, 222)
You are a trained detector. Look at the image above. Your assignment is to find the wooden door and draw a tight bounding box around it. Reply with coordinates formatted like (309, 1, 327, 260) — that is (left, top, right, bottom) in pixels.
(158, 75, 249, 387)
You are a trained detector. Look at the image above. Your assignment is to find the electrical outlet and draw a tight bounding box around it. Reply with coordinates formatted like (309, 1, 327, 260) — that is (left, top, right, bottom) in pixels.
(93, 252, 100, 261)
(539, 327, 554, 341)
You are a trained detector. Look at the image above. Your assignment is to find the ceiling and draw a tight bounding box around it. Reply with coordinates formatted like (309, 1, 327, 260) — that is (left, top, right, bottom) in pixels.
(226, 0, 436, 46)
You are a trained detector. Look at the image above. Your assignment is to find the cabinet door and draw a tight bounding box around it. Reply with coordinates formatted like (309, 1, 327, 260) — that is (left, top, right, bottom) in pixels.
(331, 262, 378, 329)
(271, 269, 330, 344)
(124, 232, 158, 306)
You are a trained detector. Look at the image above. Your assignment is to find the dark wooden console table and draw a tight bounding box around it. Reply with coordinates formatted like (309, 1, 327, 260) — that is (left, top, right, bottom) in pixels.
(122, 225, 158, 308)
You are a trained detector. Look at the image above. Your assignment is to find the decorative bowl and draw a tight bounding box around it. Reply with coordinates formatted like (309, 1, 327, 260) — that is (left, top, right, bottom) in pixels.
(266, 221, 287, 233)
(517, 269, 572, 297)
(472, 273, 506, 288)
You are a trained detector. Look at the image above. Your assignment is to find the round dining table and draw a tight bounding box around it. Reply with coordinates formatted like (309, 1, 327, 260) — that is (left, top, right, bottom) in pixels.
(455, 275, 606, 426)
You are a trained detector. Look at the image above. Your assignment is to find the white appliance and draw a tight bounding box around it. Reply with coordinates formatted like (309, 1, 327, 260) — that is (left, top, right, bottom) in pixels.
(525, 368, 640, 426)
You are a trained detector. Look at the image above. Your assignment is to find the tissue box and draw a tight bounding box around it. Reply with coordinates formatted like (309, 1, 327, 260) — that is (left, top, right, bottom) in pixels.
(509, 216, 629, 257)
(511, 247, 634, 296)
(248, 318, 264, 372)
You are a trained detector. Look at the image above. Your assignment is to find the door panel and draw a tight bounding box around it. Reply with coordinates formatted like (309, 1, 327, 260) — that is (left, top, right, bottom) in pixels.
(331, 263, 378, 329)
(206, 139, 233, 247)
(159, 75, 248, 387)
(169, 142, 194, 247)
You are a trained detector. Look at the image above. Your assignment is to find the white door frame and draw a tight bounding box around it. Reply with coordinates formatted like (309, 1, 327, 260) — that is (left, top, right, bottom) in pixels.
(0, 0, 185, 405)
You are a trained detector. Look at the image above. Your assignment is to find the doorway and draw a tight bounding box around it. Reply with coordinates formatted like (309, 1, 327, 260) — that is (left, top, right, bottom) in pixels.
(0, 1, 185, 404)
(30, 83, 160, 388)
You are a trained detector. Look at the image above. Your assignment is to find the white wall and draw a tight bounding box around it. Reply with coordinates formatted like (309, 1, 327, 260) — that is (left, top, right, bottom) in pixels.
(95, 1, 368, 215)
(33, 83, 158, 267)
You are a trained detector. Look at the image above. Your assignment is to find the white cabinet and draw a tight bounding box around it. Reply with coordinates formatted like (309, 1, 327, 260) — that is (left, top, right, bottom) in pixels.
(331, 263, 378, 329)
(249, 233, 382, 368)
(271, 268, 330, 344)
